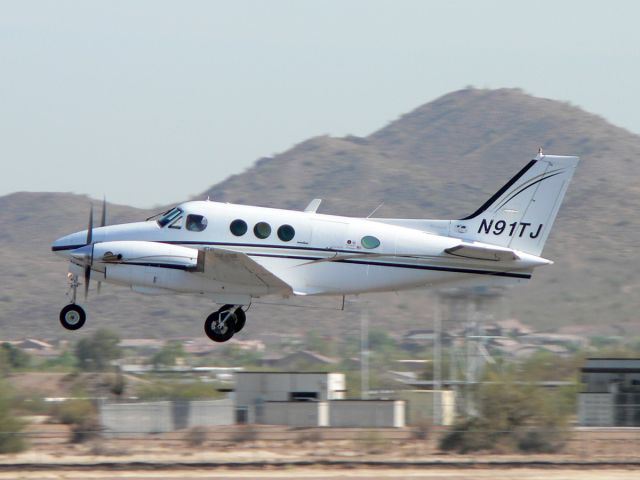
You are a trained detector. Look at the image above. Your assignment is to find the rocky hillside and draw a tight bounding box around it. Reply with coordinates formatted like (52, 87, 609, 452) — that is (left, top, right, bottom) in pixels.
(1, 88, 638, 340)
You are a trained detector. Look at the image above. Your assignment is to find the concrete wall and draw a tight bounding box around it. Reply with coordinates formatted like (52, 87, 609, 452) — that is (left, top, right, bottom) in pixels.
(258, 401, 328, 427)
(328, 400, 406, 428)
(99, 398, 234, 435)
(399, 390, 456, 426)
(578, 393, 613, 426)
(100, 401, 173, 435)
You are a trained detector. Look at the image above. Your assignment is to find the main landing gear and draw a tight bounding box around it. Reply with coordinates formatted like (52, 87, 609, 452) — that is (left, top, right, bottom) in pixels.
(204, 304, 246, 343)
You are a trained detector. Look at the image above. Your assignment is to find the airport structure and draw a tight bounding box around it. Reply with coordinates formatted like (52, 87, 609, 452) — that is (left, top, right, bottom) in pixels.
(578, 358, 640, 426)
(235, 371, 405, 427)
(100, 371, 406, 435)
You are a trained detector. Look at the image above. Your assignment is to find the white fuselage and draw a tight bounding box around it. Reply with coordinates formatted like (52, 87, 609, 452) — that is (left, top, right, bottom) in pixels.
(52, 200, 545, 303)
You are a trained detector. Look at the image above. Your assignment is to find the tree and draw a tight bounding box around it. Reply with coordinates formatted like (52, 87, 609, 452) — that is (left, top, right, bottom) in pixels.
(74, 329, 122, 371)
(151, 340, 185, 369)
(1, 343, 30, 369)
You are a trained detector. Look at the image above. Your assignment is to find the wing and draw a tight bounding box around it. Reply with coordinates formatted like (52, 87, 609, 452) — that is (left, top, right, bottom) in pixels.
(196, 248, 293, 294)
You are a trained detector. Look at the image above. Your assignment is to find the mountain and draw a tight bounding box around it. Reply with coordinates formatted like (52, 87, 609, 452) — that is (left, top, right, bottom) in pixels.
(1, 88, 638, 341)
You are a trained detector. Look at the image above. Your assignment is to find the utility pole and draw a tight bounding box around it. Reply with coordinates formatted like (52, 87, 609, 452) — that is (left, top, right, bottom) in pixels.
(433, 295, 442, 425)
(360, 309, 369, 399)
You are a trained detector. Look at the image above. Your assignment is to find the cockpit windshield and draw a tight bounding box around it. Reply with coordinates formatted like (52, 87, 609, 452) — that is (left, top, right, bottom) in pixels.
(157, 207, 183, 227)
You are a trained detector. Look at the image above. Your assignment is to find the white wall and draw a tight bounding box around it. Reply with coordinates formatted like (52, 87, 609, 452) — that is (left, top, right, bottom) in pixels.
(258, 401, 328, 427)
(328, 400, 406, 428)
(99, 398, 234, 435)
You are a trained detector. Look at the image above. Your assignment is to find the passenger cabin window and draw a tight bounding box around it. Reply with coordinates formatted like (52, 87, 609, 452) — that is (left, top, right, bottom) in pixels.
(277, 224, 295, 242)
(157, 208, 183, 227)
(254, 222, 271, 239)
(361, 235, 380, 249)
(186, 214, 208, 232)
(230, 219, 248, 236)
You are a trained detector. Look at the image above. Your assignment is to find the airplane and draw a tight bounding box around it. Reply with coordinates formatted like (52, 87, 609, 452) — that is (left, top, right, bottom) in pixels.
(51, 152, 579, 343)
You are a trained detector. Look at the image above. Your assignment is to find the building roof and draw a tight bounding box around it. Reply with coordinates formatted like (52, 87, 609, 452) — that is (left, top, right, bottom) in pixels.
(582, 358, 640, 372)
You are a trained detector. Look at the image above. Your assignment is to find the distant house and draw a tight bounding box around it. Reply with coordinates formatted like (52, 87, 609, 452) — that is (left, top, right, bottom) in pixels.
(485, 319, 534, 337)
(261, 350, 338, 370)
(119, 339, 164, 351)
(402, 330, 450, 351)
(9, 338, 59, 357)
(578, 358, 640, 426)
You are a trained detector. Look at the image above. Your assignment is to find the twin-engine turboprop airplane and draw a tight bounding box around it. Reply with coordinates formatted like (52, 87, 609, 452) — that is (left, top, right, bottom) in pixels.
(52, 153, 578, 342)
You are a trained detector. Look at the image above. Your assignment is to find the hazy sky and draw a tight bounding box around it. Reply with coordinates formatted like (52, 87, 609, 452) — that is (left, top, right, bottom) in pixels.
(2, 1, 639, 208)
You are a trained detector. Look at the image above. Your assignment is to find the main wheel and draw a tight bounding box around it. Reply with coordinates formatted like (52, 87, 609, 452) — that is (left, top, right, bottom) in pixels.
(221, 304, 246, 333)
(204, 308, 236, 343)
(234, 308, 246, 333)
(59, 304, 86, 330)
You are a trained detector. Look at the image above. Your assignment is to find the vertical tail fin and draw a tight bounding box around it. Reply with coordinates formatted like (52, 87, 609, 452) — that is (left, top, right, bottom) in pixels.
(454, 154, 579, 256)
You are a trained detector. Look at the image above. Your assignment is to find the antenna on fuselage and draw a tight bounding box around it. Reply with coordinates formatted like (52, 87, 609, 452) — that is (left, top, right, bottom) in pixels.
(366, 202, 384, 218)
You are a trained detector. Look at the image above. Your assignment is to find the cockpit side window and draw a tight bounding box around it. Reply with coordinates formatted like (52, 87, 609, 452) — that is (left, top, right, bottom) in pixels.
(157, 208, 183, 227)
(186, 214, 208, 232)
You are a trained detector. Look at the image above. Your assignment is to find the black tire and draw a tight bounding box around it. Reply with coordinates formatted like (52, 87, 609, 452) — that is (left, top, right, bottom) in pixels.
(204, 308, 236, 343)
(59, 304, 86, 330)
(233, 308, 246, 333)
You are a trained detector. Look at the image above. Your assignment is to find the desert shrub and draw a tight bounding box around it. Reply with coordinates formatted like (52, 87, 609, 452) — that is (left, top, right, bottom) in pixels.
(185, 426, 207, 447)
(354, 431, 390, 454)
(70, 416, 102, 444)
(53, 399, 95, 425)
(439, 371, 569, 454)
(516, 427, 567, 453)
(412, 419, 431, 441)
(51, 399, 101, 443)
(136, 381, 222, 401)
(297, 429, 322, 443)
(230, 425, 258, 444)
(439, 417, 495, 453)
(0, 383, 27, 453)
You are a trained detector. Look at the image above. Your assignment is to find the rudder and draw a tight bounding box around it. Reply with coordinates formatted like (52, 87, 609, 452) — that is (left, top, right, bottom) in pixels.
(453, 154, 579, 256)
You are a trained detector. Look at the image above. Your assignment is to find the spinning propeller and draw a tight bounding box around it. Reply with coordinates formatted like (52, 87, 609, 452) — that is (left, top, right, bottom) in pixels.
(79, 198, 107, 299)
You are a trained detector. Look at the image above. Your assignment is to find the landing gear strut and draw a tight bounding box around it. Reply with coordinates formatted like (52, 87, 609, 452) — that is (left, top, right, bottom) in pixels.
(59, 273, 87, 331)
(204, 305, 246, 342)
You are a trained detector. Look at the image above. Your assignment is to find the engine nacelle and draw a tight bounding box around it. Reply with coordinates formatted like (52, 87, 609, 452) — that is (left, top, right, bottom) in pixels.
(92, 241, 199, 269)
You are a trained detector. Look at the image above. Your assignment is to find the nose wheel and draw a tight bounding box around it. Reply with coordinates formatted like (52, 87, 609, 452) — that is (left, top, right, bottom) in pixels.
(59, 304, 86, 330)
(204, 305, 246, 342)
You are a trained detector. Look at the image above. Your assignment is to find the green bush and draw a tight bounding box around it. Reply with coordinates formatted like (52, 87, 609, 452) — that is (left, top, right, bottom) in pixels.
(136, 381, 222, 401)
(53, 399, 96, 425)
(439, 370, 569, 454)
(0, 383, 27, 453)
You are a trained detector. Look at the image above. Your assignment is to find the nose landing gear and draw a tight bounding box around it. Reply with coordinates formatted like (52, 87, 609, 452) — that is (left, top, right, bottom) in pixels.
(204, 304, 246, 342)
(60, 304, 86, 330)
(59, 273, 87, 331)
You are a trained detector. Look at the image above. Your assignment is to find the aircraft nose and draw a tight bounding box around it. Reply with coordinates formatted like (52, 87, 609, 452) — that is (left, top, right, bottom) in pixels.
(51, 232, 87, 257)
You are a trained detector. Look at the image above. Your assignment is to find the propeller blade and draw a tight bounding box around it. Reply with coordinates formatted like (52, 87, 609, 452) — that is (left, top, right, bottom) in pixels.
(100, 197, 107, 227)
(86, 205, 94, 246)
(84, 264, 91, 300)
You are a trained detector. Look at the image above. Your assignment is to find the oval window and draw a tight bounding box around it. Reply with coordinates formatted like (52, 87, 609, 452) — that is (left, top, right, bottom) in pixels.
(361, 235, 380, 249)
(230, 219, 248, 236)
(277, 224, 295, 242)
(254, 222, 271, 239)
(186, 214, 208, 232)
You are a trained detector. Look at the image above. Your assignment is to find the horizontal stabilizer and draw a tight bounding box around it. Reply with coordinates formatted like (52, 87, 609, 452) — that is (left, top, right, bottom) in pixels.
(445, 243, 519, 261)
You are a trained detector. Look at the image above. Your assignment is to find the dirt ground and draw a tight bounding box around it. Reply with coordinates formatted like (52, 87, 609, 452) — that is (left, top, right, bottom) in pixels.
(1, 425, 638, 479)
(0, 469, 639, 480)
